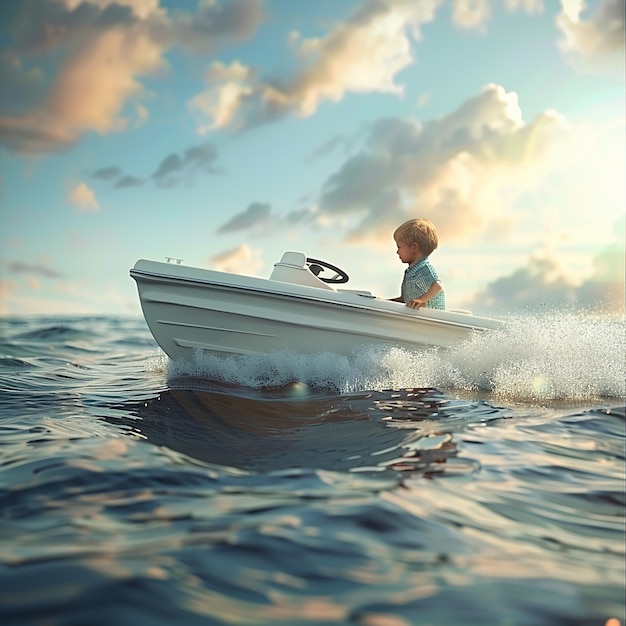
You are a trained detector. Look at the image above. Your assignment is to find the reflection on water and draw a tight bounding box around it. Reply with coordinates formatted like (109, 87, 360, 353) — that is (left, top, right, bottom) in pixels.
(109, 382, 459, 476)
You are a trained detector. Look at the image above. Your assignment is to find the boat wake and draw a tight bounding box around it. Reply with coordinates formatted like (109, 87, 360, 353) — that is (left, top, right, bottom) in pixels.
(158, 313, 624, 403)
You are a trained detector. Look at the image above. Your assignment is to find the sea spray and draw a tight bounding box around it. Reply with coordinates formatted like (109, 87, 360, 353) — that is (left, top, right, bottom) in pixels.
(166, 313, 625, 402)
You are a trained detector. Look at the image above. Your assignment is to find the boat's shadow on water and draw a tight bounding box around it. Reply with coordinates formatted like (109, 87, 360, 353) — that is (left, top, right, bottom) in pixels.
(107, 379, 459, 475)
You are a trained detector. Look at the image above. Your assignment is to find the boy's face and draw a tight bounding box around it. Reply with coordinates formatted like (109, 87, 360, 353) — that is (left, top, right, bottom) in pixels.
(395, 239, 421, 265)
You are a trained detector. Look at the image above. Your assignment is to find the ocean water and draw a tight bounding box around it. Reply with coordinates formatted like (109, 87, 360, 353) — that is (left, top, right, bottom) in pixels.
(0, 313, 624, 626)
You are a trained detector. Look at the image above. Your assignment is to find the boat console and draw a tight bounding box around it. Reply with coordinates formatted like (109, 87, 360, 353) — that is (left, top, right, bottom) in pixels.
(270, 251, 337, 291)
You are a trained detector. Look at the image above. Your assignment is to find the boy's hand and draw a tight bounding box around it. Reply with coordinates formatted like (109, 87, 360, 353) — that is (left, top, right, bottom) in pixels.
(406, 298, 426, 309)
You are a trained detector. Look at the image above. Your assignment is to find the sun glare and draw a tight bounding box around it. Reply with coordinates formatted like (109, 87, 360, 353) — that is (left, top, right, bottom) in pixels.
(550, 113, 625, 237)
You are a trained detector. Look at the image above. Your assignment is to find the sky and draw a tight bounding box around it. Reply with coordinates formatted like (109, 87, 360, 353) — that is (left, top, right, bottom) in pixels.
(0, 0, 624, 318)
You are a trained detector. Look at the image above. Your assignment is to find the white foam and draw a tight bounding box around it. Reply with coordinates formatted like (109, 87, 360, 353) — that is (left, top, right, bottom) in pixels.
(166, 313, 625, 402)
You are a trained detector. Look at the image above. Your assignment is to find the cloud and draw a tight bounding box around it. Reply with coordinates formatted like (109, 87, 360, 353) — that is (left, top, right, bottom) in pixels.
(151, 141, 219, 186)
(452, 0, 491, 30)
(189, 0, 441, 132)
(306, 133, 352, 163)
(469, 250, 580, 312)
(506, 0, 544, 13)
(0, 0, 264, 153)
(283, 206, 317, 227)
(134, 103, 149, 126)
(6, 260, 63, 279)
(68, 182, 99, 212)
(152, 153, 183, 181)
(0, 281, 17, 315)
(93, 166, 121, 180)
(169, 0, 265, 52)
(0, 51, 47, 115)
(1, 18, 166, 153)
(215, 201, 316, 235)
(188, 0, 563, 132)
(216, 202, 273, 234)
(116, 175, 143, 188)
(469, 218, 625, 314)
(210, 243, 263, 275)
(188, 61, 255, 133)
(316, 84, 568, 245)
(576, 215, 626, 312)
(91, 140, 219, 188)
(0, 115, 78, 154)
(556, 0, 625, 72)
(453, 0, 545, 30)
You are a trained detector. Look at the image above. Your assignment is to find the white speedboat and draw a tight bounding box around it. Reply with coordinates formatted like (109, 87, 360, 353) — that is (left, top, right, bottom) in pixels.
(130, 251, 502, 362)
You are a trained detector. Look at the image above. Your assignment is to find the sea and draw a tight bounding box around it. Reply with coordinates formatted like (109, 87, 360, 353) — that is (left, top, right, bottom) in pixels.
(0, 313, 624, 626)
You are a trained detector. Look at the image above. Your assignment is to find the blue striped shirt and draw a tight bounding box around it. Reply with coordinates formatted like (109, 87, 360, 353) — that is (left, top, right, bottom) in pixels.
(401, 257, 446, 310)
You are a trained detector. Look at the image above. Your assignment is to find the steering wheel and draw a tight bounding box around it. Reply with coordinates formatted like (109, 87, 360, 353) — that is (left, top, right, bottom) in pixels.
(306, 257, 349, 284)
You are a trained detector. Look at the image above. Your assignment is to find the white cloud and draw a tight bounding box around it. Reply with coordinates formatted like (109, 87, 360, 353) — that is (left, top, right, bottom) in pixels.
(189, 0, 441, 131)
(0, 0, 264, 153)
(506, 0, 544, 12)
(134, 103, 149, 126)
(188, 62, 254, 133)
(186, 0, 619, 133)
(461, 214, 625, 314)
(210, 244, 263, 275)
(452, 0, 544, 30)
(0, 4, 164, 152)
(317, 84, 569, 246)
(452, 0, 491, 30)
(468, 227, 625, 314)
(52, 29, 165, 135)
(68, 182, 100, 212)
(556, 0, 625, 73)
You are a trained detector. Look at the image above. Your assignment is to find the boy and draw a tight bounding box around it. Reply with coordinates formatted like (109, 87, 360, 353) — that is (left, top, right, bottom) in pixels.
(391, 218, 446, 310)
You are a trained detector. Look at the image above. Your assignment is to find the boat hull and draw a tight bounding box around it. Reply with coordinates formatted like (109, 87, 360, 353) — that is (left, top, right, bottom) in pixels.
(131, 259, 502, 362)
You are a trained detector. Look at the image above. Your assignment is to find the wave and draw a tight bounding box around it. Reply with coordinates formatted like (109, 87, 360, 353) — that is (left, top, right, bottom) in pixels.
(12, 325, 90, 341)
(166, 313, 625, 402)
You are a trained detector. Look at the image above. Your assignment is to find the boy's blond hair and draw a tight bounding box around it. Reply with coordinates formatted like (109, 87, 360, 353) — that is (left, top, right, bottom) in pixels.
(394, 218, 439, 256)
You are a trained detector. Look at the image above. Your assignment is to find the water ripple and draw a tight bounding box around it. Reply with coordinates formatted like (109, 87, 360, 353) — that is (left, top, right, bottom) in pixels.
(0, 315, 624, 626)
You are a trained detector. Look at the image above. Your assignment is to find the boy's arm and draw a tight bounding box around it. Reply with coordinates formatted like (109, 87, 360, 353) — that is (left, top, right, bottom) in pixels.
(406, 282, 442, 309)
